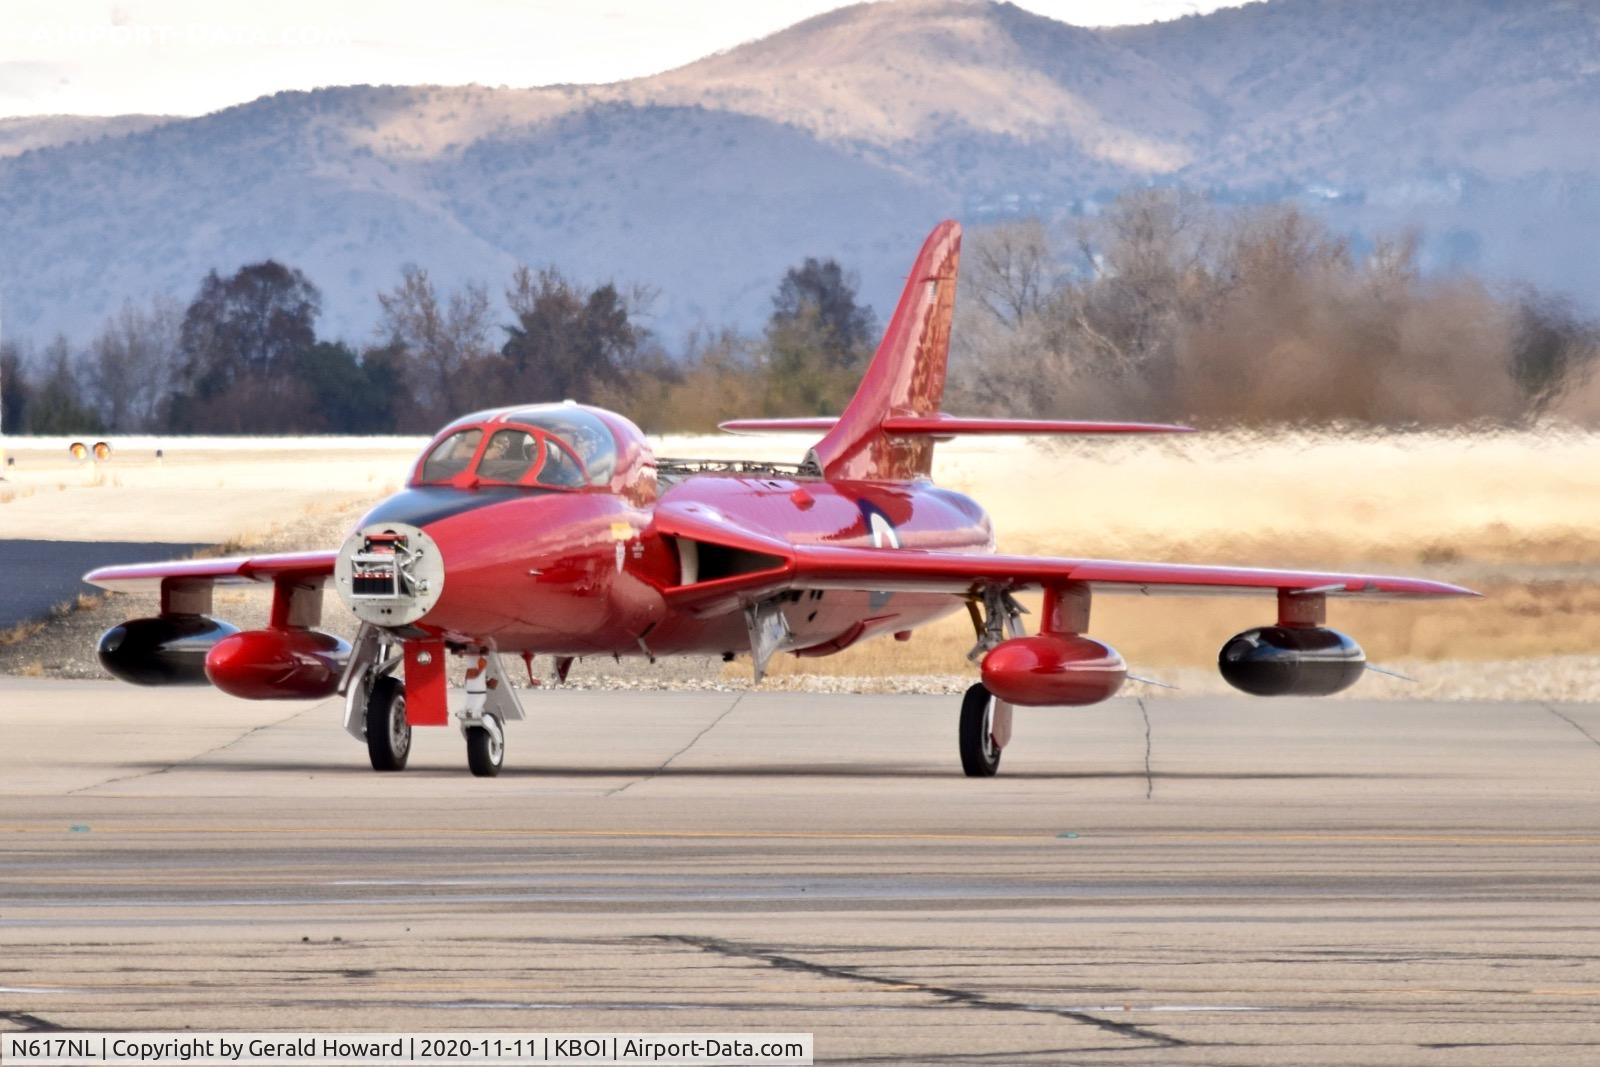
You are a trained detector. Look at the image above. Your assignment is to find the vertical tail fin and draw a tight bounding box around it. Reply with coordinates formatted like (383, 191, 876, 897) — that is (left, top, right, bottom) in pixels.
(806, 220, 961, 481)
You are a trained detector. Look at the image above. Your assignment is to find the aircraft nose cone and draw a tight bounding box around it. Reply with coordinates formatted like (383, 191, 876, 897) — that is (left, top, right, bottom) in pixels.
(333, 521, 446, 626)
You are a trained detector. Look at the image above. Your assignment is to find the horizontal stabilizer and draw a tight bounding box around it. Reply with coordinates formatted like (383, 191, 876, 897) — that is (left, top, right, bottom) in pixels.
(880, 415, 1193, 436)
(719, 418, 841, 434)
(719, 415, 1193, 436)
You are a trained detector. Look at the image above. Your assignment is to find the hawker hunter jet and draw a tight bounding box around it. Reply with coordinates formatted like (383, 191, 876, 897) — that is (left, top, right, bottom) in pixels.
(87, 221, 1476, 777)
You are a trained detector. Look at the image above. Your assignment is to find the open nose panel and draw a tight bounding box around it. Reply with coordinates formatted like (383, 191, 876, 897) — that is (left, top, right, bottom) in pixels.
(334, 522, 446, 626)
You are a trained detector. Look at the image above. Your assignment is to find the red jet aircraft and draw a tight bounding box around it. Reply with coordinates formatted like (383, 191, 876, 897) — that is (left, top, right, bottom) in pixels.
(88, 221, 1476, 777)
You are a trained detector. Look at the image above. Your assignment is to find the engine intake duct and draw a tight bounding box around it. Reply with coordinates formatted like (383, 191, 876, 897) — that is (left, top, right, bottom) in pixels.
(98, 615, 240, 686)
(1219, 625, 1365, 697)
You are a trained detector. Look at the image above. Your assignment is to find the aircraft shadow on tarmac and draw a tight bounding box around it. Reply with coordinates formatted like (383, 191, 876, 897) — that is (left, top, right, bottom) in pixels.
(99, 759, 1430, 781)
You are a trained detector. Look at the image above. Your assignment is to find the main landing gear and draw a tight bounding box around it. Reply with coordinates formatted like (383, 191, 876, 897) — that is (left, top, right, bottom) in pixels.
(957, 588, 1024, 778)
(959, 682, 1011, 778)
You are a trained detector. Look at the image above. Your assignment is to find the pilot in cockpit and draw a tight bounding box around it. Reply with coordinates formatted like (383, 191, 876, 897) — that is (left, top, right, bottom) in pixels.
(478, 431, 535, 483)
(533, 436, 586, 487)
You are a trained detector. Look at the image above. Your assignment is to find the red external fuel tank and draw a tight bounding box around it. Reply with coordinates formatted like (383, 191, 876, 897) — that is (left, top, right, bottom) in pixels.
(981, 634, 1126, 707)
(204, 628, 350, 700)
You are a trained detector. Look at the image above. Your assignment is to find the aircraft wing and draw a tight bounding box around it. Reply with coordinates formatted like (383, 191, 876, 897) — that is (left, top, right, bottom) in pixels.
(782, 545, 1476, 599)
(661, 538, 1476, 611)
(85, 551, 337, 593)
(84, 541, 1475, 605)
(652, 499, 1476, 612)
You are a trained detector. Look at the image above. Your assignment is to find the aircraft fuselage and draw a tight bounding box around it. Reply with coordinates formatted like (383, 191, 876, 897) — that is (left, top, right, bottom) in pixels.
(354, 472, 994, 658)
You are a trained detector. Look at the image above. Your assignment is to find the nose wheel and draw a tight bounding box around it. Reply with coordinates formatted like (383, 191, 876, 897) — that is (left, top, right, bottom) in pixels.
(465, 714, 505, 777)
(364, 676, 411, 771)
(959, 682, 1003, 777)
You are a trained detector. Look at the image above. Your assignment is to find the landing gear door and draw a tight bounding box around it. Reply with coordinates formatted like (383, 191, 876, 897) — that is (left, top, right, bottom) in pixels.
(744, 598, 793, 683)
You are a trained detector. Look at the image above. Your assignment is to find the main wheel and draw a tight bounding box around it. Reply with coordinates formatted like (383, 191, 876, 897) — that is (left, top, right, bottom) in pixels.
(364, 675, 410, 772)
(959, 682, 1002, 778)
(465, 715, 504, 778)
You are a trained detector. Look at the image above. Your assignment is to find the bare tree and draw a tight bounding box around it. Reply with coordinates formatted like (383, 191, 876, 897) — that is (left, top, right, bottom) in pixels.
(85, 296, 181, 431)
(964, 219, 1057, 330)
(28, 335, 103, 434)
(376, 265, 493, 422)
(1068, 188, 1224, 399)
(946, 189, 1591, 426)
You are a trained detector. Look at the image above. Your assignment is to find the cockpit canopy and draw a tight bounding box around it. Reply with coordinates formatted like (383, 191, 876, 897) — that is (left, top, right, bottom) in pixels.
(410, 404, 650, 496)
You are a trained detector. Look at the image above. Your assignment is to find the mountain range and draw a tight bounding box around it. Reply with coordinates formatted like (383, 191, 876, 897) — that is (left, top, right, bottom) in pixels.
(2, 0, 1596, 348)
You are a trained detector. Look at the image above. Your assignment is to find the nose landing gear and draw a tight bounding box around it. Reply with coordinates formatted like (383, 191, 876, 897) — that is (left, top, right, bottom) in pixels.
(342, 626, 410, 772)
(340, 626, 525, 776)
(364, 675, 411, 771)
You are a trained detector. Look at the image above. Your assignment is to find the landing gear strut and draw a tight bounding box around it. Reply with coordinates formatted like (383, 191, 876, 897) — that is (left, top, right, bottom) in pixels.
(959, 587, 1024, 778)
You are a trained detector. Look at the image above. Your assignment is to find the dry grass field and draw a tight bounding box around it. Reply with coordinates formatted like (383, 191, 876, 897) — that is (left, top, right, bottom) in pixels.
(0, 440, 413, 542)
(2, 427, 1597, 692)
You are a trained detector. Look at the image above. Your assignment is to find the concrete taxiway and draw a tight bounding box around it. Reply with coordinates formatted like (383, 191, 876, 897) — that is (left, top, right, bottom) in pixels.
(2, 678, 1598, 1064)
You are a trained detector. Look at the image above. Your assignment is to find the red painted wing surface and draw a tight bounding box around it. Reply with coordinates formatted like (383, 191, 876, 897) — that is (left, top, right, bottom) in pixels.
(85, 552, 336, 593)
(663, 541, 1476, 609)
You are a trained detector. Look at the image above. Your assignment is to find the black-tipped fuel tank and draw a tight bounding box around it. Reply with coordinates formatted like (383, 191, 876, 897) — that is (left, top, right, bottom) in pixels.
(97, 615, 240, 685)
(1218, 626, 1365, 697)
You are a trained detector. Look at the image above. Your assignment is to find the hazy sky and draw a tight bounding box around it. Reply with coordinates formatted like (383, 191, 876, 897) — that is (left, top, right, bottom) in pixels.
(0, 0, 1248, 118)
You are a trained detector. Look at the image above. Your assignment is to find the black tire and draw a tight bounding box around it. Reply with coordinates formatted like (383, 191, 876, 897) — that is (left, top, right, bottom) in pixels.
(364, 676, 410, 772)
(465, 719, 504, 778)
(959, 682, 1002, 778)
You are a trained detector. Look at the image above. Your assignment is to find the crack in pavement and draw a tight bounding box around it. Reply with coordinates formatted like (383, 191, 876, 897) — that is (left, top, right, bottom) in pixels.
(607, 694, 744, 796)
(68, 699, 333, 795)
(1543, 702, 1600, 751)
(1137, 696, 1153, 800)
(0, 1011, 61, 1032)
(644, 934, 1187, 1049)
